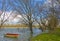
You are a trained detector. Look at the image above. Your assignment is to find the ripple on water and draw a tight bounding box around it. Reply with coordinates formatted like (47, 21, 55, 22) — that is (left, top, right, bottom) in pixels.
(0, 28, 42, 41)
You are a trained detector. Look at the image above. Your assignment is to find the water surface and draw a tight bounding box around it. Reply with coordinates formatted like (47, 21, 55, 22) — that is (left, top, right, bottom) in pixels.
(0, 27, 42, 41)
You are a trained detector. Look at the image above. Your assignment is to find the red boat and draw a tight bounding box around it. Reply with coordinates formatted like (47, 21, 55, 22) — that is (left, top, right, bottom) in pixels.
(4, 33, 19, 38)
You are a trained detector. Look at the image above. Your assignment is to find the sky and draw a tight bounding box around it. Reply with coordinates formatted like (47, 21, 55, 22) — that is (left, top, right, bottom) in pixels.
(0, 0, 46, 11)
(0, 0, 48, 24)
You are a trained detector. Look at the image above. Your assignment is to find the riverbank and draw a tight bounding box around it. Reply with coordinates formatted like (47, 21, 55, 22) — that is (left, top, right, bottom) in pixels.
(0, 24, 39, 28)
(31, 28, 60, 41)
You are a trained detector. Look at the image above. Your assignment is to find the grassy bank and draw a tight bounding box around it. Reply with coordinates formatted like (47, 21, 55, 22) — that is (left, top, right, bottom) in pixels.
(31, 28, 60, 41)
(1, 24, 39, 28)
(2, 24, 28, 27)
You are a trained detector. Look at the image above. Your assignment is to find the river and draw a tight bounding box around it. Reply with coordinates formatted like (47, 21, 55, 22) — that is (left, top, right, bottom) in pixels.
(0, 27, 42, 41)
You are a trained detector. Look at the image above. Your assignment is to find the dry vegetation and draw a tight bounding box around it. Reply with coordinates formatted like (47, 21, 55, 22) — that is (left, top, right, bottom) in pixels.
(1, 24, 39, 28)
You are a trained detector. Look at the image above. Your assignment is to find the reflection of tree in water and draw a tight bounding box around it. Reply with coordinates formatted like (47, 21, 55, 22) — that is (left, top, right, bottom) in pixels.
(17, 28, 30, 41)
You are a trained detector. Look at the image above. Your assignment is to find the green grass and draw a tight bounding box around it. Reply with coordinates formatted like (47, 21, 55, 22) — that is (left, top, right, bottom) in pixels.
(31, 28, 60, 41)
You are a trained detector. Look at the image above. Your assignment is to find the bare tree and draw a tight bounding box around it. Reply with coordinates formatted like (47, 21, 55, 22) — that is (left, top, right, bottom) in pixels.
(48, 14, 58, 31)
(34, 2, 48, 32)
(9, 0, 35, 38)
(47, 0, 59, 31)
(34, 0, 59, 31)
(0, 0, 16, 30)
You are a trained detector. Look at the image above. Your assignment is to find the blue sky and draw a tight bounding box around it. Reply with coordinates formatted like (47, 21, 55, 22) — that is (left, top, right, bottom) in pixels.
(0, 0, 60, 23)
(0, 0, 46, 11)
(0, 0, 47, 21)
(0, 0, 48, 19)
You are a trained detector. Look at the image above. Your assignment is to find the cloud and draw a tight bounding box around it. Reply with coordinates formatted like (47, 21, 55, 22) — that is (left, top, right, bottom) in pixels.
(0, 11, 22, 24)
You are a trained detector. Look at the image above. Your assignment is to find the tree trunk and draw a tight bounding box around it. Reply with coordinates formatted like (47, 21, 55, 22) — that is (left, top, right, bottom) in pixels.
(29, 22, 33, 41)
(29, 22, 33, 35)
(39, 25, 43, 32)
(0, 23, 3, 31)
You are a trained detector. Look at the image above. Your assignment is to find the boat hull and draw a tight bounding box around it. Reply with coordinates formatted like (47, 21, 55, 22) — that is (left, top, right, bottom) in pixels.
(4, 33, 19, 38)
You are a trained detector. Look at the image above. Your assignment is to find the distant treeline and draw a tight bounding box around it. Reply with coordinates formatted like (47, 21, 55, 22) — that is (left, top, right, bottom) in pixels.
(2, 24, 39, 27)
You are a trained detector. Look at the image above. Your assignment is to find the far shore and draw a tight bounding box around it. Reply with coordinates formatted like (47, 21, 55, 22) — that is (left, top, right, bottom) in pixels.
(0, 24, 39, 28)
(1, 27, 39, 28)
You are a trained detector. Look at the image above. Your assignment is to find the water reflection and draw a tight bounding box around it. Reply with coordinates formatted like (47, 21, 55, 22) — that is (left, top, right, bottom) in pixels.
(0, 27, 42, 41)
